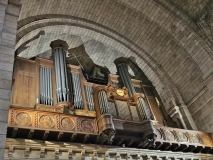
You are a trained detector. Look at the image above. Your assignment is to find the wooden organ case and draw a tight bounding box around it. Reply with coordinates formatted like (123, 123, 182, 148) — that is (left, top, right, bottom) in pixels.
(8, 40, 213, 154)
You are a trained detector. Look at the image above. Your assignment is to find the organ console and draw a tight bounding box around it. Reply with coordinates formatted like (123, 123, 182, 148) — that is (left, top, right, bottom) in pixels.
(8, 39, 213, 153)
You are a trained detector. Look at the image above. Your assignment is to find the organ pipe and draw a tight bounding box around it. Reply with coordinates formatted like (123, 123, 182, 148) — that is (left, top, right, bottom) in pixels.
(98, 90, 109, 114)
(71, 73, 84, 109)
(85, 85, 94, 111)
(40, 66, 53, 105)
(54, 48, 69, 102)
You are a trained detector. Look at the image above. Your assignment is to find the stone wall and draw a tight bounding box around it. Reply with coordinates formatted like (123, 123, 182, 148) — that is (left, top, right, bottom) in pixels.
(0, 0, 21, 159)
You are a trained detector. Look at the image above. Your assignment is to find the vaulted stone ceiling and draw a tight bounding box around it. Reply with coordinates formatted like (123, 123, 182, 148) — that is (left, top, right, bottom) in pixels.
(169, 0, 209, 20)
(15, 0, 213, 132)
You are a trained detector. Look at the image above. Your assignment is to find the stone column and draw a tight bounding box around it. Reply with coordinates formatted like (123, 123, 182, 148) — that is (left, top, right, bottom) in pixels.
(0, 0, 21, 158)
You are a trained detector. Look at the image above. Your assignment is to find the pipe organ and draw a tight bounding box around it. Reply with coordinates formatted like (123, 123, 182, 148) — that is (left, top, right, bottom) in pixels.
(8, 39, 213, 154)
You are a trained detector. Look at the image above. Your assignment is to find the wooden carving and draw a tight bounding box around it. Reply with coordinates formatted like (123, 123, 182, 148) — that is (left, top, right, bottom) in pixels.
(81, 120, 94, 132)
(39, 115, 54, 129)
(164, 130, 176, 141)
(54, 102, 73, 113)
(107, 85, 129, 99)
(15, 112, 32, 126)
(177, 132, 188, 142)
(190, 133, 200, 143)
(60, 117, 75, 131)
(36, 102, 73, 113)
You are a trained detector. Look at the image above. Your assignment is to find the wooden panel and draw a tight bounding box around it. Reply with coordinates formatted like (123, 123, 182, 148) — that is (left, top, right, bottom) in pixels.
(148, 98, 164, 124)
(8, 107, 98, 134)
(12, 58, 35, 108)
(143, 86, 164, 125)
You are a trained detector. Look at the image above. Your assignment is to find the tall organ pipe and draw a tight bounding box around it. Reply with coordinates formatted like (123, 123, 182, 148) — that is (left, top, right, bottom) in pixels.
(49, 69, 53, 105)
(114, 57, 153, 120)
(98, 90, 109, 114)
(40, 66, 53, 105)
(54, 47, 69, 102)
(71, 73, 83, 109)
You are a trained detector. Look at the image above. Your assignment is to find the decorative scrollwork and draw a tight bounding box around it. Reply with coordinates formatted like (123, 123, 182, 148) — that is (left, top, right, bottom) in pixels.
(155, 129, 162, 139)
(191, 134, 200, 143)
(11, 110, 14, 125)
(107, 85, 129, 98)
(56, 115, 60, 129)
(177, 132, 188, 142)
(165, 130, 176, 141)
(35, 113, 38, 127)
(76, 118, 81, 132)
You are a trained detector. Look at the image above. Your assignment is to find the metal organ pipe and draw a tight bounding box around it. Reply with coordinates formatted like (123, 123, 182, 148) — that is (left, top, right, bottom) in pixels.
(40, 67, 44, 104)
(71, 73, 83, 109)
(85, 86, 94, 111)
(98, 90, 109, 114)
(54, 47, 69, 102)
(40, 66, 53, 105)
(49, 68, 53, 105)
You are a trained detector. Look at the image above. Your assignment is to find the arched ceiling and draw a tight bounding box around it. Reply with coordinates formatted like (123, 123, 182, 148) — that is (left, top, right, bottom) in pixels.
(16, 0, 213, 112)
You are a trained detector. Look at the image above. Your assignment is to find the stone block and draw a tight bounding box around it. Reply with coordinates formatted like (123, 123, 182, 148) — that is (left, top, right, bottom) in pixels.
(0, 148, 4, 160)
(3, 20, 17, 29)
(4, 14, 18, 23)
(0, 98, 10, 110)
(2, 32, 16, 41)
(0, 69, 12, 80)
(0, 88, 10, 100)
(0, 134, 6, 149)
(0, 0, 8, 4)
(2, 25, 16, 35)
(0, 3, 6, 12)
(0, 61, 13, 72)
(0, 122, 7, 134)
(0, 110, 8, 122)
(1, 38, 16, 47)
(0, 44, 15, 55)
(0, 79, 12, 90)
(6, 3, 19, 16)
(0, 53, 14, 63)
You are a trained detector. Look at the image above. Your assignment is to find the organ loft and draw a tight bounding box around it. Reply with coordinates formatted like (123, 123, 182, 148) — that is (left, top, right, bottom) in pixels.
(1, 0, 213, 159)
